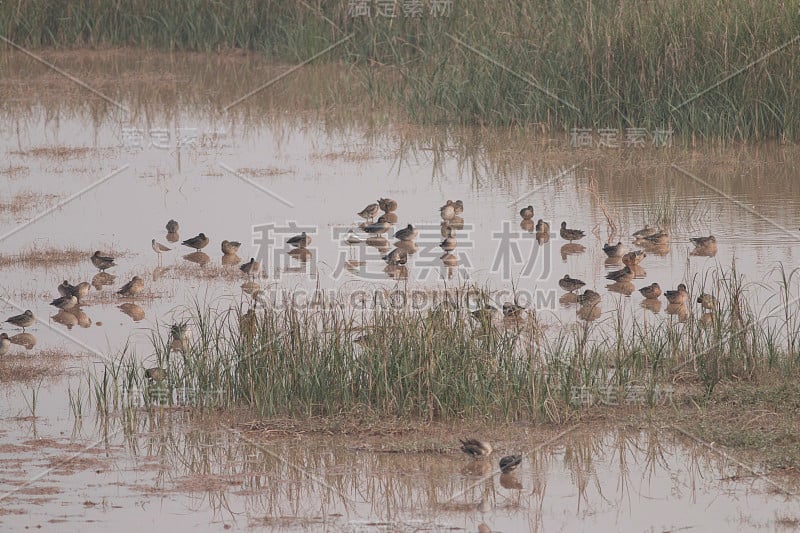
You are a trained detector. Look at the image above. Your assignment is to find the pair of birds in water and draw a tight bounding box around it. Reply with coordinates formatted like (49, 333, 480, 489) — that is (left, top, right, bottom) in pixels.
(459, 438, 523, 475)
(89, 251, 145, 297)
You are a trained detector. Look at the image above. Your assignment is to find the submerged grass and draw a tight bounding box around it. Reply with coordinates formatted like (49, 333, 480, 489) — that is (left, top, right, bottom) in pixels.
(86, 266, 800, 424)
(0, 244, 125, 268)
(2, 1, 799, 140)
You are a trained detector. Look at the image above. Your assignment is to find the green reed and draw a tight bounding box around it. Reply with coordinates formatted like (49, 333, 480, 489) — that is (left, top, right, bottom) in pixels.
(2, 0, 799, 141)
(82, 267, 800, 422)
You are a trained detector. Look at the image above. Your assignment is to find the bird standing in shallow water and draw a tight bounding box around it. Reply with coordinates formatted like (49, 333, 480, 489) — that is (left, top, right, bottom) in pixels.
(166, 219, 179, 233)
(440, 227, 456, 251)
(642, 229, 669, 245)
(117, 276, 144, 297)
(6, 310, 34, 332)
(394, 224, 418, 242)
(470, 306, 497, 322)
(502, 302, 524, 317)
(535, 219, 550, 234)
(605, 266, 634, 282)
(240, 257, 261, 278)
(559, 274, 586, 292)
(603, 241, 625, 257)
(690, 235, 716, 248)
(460, 438, 493, 457)
(358, 203, 380, 222)
(152, 239, 171, 265)
(71, 282, 91, 302)
(145, 367, 166, 383)
(378, 197, 398, 213)
(51, 295, 78, 310)
(440, 200, 456, 221)
(363, 221, 392, 235)
(182, 233, 209, 251)
(58, 280, 75, 298)
(560, 221, 586, 242)
(499, 455, 523, 473)
(221, 240, 241, 255)
(639, 283, 662, 299)
(91, 251, 116, 272)
(697, 293, 717, 310)
(665, 283, 689, 304)
(632, 224, 657, 238)
(577, 289, 601, 306)
(519, 205, 534, 220)
(382, 248, 407, 266)
(690, 235, 718, 256)
(286, 232, 311, 248)
(622, 250, 646, 267)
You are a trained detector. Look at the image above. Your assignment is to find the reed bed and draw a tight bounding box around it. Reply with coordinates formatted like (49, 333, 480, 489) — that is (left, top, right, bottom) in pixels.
(2, 1, 799, 140)
(82, 266, 800, 423)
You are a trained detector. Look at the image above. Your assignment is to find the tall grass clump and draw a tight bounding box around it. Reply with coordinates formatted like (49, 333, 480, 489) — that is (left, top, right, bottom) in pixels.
(2, 0, 799, 140)
(83, 267, 800, 422)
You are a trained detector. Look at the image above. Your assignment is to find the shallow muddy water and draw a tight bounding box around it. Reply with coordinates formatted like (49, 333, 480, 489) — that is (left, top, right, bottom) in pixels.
(1, 49, 800, 529)
(1, 422, 797, 531)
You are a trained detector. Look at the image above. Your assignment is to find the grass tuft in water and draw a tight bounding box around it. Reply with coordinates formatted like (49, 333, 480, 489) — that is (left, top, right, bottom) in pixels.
(83, 267, 800, 423)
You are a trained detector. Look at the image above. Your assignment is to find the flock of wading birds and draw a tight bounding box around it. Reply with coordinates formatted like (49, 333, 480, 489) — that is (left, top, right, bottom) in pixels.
(0, 197, 718, 356)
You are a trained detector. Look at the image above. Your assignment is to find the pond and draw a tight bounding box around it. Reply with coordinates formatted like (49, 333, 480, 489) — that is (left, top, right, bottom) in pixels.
(1, 49, 799, 530)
